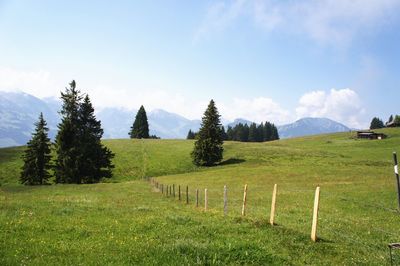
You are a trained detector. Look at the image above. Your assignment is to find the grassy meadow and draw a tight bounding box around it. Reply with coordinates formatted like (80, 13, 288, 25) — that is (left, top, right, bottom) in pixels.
(1, 128, 400, 265)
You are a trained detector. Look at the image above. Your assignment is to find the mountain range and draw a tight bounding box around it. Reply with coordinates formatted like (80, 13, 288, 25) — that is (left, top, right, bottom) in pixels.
(0, 91, 351, 147)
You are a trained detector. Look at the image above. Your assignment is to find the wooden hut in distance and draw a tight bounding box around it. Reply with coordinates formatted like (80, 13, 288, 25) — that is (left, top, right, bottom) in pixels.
(356, 131, 387, 140)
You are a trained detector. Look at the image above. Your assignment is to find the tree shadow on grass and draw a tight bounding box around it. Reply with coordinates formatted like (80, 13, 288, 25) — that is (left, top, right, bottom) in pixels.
(219, 158, 246, 166)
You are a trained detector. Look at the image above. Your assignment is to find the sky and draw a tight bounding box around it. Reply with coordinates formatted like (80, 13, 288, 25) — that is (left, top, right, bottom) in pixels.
(0, 0, 400, 128)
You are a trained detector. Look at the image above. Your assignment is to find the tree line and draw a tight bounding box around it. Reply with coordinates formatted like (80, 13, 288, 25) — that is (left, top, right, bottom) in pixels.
(187, 121, 279, 142)
(370, 114, 400, 130)
(20, 80, 159, 186)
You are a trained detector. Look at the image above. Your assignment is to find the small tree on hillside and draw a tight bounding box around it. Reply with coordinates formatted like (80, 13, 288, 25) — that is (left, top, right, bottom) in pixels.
(187, 129, 196, 140)
(370, 117, 384, 129)
(191, 100, 223, 166)
(20, 113, 52, 185)
(129, 105, 150, 139)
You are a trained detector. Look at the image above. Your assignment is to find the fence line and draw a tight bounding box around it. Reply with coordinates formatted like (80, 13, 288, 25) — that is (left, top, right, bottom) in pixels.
(148, 178, 397, 256)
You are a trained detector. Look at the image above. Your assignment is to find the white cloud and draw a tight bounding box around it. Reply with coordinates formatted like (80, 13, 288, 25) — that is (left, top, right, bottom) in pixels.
(219, 97, 292, 125)
(195, 0, 400, 46)
(296, 88, 366, 128)
(0, 66, 60, 98)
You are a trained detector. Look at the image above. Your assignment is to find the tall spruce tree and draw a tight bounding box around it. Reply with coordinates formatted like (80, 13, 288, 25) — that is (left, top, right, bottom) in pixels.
(191, 100, 223, 166)
(20, 113, 52, 185)
(129, 105, 150, 139)
(54, 80, 82, 183)
(78, 95, 114, 183)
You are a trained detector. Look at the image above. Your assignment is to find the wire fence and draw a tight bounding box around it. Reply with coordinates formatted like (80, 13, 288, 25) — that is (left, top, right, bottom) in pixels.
(149, 177, 400, 263)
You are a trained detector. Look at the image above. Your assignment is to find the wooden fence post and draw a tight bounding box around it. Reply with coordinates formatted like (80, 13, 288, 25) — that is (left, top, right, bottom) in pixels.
(224, 185, 228, 216)
(393, 152, 400, 210)
(196, 189, 199, 207)
(161, 184, 163, 194)
(186, 186, 189, 204)
(166, 185, 169, 197)
(270, 184, 277, 225)
(242, 184, 248, 216)
(311, 186, 321, 242)
(205, 188, 208, 211)
(179, 185, 181, 201)
(173, 184, 175, 198)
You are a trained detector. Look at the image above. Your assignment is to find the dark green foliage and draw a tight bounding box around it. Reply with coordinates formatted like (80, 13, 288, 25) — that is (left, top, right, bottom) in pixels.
(369, 117, 384, 129)
(77, 95, 114, 183)
(191, 100, 223, 166)
(388, 115, 394, 124)
(55, 80, 114, 184)
(20, 113, 52, 185)
(186, 129, 196, 140)
(129, 106, 150, 139)
(224, 121, 279, 142)
(221, 126, 228, 141)
(54, 81, 82, 183)
(248, 123, 257, 142)
(394, 115, 400, 126)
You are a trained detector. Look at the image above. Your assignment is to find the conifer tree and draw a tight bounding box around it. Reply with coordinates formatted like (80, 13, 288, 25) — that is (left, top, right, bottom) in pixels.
(20, 113, 52, 185)
(191, 100, 223, 166)
(248, 123, 257, 142)
(221, 126, 228, 141)
(186, 129, 195, 140)
(78, 95, 114, 183)
(256, 124, 264, 142)
(388, 115, 394, 124)
(129, 105, 150, 139)
(226, 126, 234, 140)
(54, 80, 82, 183)
(271, 123, 280, 140)
(370, 117, 384, 129)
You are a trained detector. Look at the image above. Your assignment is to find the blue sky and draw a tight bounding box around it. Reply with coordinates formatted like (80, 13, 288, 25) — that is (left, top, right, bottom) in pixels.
(0, 0, 399, 128)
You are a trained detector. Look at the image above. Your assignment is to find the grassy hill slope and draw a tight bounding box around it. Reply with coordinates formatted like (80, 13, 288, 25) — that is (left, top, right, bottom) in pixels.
(1, 128, 400, 264)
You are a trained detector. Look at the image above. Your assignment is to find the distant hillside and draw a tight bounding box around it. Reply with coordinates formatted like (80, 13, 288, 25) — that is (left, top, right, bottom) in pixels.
(97, 108, 201, 139)
(278, 117, 350, 138)
(0, 91, 59, 147)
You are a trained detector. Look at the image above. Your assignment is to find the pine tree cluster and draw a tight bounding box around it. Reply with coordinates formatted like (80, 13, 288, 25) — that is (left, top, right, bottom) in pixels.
(226, 122, 279, 142)
(55, 81, 115, 184)
(188, 121, 279, 142)
(20, 80, 115, 185)
(369, 117, 385, 129)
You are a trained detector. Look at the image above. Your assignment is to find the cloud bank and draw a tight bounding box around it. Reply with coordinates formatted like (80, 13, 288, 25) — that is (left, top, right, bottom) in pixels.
(296, 89, 366, 129)
(195, 0, 400, 47)
(0, 66, 368, 128)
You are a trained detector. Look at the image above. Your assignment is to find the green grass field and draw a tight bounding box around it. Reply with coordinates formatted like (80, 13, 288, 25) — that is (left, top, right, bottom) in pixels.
(1, 128, 400, 265)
